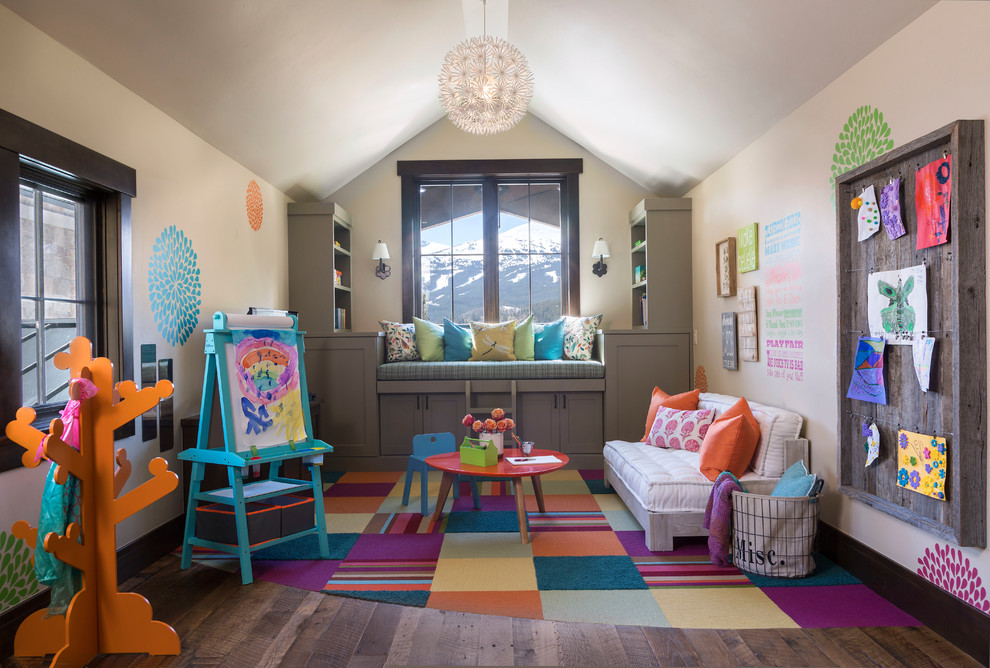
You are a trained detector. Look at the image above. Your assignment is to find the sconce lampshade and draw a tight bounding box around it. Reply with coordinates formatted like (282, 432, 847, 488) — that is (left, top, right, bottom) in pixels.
(372, 241, 390, 261)
(592, 238, 610, 259)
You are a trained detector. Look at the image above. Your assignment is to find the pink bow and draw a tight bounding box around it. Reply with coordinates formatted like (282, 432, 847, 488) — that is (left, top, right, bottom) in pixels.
(33, 377, 99, 463)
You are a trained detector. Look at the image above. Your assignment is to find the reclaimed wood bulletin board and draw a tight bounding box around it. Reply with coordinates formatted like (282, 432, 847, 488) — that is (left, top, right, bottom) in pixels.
(835, 119, 986, 547)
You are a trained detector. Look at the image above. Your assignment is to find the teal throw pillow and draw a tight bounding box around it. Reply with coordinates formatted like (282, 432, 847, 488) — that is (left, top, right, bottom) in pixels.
(443, 318, 472, 361)
(770, 461, 817, 497)
(533, 318, 565, 360)
(513, 314, 535, 361)
(413, 316, 444, 361)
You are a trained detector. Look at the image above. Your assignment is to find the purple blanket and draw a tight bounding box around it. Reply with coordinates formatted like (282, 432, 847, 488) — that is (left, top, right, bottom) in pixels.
(704, 471, 743, 566)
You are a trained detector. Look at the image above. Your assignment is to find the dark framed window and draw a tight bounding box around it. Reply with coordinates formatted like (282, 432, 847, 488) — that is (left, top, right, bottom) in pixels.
(398, 159, 582, 323)
(0, 108, 135, 472)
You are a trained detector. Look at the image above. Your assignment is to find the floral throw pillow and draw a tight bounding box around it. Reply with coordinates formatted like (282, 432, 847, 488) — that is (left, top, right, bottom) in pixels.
(647, 406, 716, 452)
(379, 320, 419, 362)
(562, 314, 603, 360)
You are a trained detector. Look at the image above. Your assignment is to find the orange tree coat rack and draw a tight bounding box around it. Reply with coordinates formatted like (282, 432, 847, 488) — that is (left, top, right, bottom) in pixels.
(5, 337, 180, 666)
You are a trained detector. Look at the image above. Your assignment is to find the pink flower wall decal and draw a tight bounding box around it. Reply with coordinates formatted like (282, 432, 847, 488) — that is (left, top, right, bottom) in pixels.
(917, 543, 989, 613)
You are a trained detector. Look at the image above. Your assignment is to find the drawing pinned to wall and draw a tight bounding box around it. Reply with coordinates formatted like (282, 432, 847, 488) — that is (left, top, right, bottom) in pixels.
(227, 328, 307, 448)
(246, 179, 264, 231)
(862, 420, 880, 467)
(912, 336, 936, 392)
(897, 430, 946, 501)
(737, 223, 759, 273)
(856, 185, 881, 241)
(916, 155, 952, 249)
(847, 336, 886, 404)
(721, 312, 738, 370)
(0, 530, 41, 613)
(694, 365, 708, 392)
(918, 543, 989, 613)
(879, 177, 906, 240)
(830, 105, 895, 204)
(764, 212, 804, 382)
(867, 264, 928, 345)
(149, 225, 202, 347)
(737, 286, 759, 362)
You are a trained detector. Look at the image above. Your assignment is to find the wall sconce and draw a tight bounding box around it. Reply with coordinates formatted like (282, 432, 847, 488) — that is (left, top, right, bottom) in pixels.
(372, 240, 391, 279)
(592, 238, 610, 277)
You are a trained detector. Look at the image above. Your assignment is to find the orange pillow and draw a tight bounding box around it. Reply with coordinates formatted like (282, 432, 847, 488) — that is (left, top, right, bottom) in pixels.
(716, 397, 759, 435)
(641, 387, 701, 441)
(698, 414, 760, 481)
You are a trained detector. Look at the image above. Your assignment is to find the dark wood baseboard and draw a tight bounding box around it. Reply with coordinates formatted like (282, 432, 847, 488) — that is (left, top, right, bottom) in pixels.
(0, 514, 184, 660)
(819, 522, 990, 666)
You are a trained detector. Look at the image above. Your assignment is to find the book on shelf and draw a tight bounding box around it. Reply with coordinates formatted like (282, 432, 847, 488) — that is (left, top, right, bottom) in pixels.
(334, 308, 347, 330)
(641, 293, 648, 328)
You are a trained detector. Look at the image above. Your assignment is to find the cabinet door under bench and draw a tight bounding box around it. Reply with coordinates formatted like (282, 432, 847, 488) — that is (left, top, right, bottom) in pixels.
(378, 380, 466, 455)
(516, 379, 605, 455)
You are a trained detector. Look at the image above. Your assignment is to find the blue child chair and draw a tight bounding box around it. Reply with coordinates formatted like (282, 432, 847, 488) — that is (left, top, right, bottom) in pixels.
(402, 432, 481, 516)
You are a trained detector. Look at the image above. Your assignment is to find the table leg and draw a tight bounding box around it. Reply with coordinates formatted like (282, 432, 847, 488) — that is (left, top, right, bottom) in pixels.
(514, 477, 530, 544)
(531, 475, 547, 514)
(432, 472, 455, 523)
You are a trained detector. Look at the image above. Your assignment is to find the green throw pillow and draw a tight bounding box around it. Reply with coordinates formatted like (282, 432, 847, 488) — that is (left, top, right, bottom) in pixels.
(513, 314, 535, 361)
(469, 321, 516, 361)
(413, 316, 444, 361)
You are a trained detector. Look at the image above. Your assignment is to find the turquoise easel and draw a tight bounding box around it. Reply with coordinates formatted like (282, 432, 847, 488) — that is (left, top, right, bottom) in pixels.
(178, 311, 330, 584)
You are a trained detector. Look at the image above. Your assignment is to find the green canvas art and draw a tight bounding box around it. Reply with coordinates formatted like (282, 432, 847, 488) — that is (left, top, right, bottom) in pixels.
(737, 223, 758, 273)
(0, 529, 41, 613)
(830, 105, 894, 203)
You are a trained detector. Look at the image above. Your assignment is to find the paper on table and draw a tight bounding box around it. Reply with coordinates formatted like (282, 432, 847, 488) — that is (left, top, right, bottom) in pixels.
(506, 456, 561, 465)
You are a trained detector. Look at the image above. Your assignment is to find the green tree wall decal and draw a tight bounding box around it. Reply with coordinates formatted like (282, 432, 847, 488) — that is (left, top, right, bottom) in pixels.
(831, 105, 894, 202)
(0, 529, 41, 613)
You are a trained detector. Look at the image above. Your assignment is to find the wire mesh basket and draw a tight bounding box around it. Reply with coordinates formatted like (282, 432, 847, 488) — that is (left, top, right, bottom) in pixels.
(731, 486, 821, 578)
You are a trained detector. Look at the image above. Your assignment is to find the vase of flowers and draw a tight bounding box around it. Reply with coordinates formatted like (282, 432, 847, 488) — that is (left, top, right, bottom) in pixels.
(462, 408, 515, 457)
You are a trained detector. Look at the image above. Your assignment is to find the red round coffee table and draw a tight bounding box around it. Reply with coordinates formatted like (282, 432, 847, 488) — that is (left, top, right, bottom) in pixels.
(425, 447, 569, 543)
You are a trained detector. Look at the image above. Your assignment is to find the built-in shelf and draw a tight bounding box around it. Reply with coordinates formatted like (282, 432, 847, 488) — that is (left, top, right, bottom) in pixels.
(288, 201, 353, 334)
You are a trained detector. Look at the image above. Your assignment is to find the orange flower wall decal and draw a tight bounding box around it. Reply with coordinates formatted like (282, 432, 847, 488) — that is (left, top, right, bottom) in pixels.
(246, 179, 263, 231)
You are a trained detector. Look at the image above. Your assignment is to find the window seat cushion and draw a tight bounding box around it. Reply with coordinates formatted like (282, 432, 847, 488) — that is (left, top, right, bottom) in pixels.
(377, 359, 605, 381)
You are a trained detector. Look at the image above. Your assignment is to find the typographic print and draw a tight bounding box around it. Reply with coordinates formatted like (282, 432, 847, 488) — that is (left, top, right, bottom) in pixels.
(916, 156, 952, 249)
(149, 225, 202, 346)
(918, 544, 989, 613)
(246, 179, 264, 231)
(227, 328, 307, 447)
(847, 336, 886, 404)
(897, 430, 946, 500)
(830, 105, 894, 203)
(764, 213, 804, 382)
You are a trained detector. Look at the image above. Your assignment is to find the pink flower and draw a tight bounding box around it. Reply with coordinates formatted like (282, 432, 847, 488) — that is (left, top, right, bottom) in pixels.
(462, 414, 476, 428)
(484, 418, 498, 432)
(472, 420, 484, 433)
(496, 419, 508, 432)
(491, 408, 505, 420)
(505, 418, 515, 430)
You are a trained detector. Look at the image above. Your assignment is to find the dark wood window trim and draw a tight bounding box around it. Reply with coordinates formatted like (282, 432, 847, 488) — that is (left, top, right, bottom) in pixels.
(397, 159, 582, 322)
(0, 107, 135, 472)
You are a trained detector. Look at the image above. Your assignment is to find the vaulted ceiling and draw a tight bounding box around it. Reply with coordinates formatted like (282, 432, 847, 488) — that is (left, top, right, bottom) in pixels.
(2, 0, 936, 201)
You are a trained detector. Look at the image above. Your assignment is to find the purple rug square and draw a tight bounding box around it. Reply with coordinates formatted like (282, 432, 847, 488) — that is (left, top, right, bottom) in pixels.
(450, 495, 518, 511)
(252, 559, 341, 591)
(616, 531, 710, 557)
(348, 532, 444, 561)
(324, 482, 396, 497)
(579, 469, 604, 480)
(761, 584, 921, 628)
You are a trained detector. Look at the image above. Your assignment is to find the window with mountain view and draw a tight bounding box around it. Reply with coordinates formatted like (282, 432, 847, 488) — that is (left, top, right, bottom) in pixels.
(398, 159, 581, 324)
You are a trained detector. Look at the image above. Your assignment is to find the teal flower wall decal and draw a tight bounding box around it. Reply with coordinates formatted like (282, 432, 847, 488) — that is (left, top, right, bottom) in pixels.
(149, 225, 202, 346)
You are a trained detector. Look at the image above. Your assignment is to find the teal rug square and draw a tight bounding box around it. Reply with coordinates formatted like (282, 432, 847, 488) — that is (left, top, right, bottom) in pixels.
(583, 479, 617, 495)
(253, 532, 359, 560)
(534, 555, 647, 590)
(322, 470, 346, 484)
(443, 511, 520, 533)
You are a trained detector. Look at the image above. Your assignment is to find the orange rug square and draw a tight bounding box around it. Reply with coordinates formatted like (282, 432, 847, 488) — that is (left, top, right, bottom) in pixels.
(323, 496, 387, 513)
(335, 471, 403, 484)
(530, 531, 628, 557)
(426, 590, 543, 619)
(523, 494, 602, 512)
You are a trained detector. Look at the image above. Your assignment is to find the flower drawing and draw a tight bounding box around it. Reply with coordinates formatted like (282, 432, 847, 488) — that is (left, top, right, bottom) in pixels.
(897, 468, 910, 486)
(148, 225, 202, 346)
(899, 432, 909, 449)
(909, 470, 921, 489)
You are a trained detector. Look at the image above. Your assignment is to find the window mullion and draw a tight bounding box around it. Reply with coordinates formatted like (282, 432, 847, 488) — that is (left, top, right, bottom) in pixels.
(33, 189, 45, 402)
(482, 178, 499, 322)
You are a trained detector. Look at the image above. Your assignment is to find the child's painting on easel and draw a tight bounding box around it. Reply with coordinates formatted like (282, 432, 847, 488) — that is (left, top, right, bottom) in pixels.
(226, 328, 307, 448)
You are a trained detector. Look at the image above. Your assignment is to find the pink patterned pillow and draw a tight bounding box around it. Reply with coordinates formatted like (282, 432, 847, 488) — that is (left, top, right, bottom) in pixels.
(647, 406, 715, 452)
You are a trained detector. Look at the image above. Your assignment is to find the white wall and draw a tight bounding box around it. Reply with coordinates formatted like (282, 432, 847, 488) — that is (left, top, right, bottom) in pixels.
(688, 0, 990, 612)
(329, 114, 648, 333)
(0, 6, 290, 559)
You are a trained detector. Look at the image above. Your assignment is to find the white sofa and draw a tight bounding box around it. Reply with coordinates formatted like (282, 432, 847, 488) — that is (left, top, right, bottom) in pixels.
(603, 392, 807, 551)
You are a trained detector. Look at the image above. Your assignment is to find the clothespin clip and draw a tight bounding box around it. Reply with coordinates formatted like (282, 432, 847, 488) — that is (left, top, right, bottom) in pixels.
(250, 445, 259, 457)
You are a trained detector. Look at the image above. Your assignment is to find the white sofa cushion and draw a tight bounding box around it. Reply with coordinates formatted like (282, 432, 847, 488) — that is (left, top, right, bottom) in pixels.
(697, 393, 803, 478)
(604, 440, 778, 513)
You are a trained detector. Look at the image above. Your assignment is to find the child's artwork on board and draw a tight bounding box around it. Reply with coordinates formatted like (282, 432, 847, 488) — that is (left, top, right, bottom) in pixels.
(737, 223, 759, 273)
(863, 420, 880, 467)
(879, 177, 906, 240)
(857, 185, 881, 241)
(897, 429, 947, 501)
(226, 328, 307, 448)
(912, 336, 936, 392)
(867, 264, 928, 345)
(847, 336, 886, 404)
(916, 155, 952, 249)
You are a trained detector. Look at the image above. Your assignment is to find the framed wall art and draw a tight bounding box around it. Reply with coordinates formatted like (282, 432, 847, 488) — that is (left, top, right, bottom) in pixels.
(715, 237, 737, 297)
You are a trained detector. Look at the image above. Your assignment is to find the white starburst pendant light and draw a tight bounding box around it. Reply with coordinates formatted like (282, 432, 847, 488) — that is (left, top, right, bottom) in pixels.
(438, 0, 534, 135)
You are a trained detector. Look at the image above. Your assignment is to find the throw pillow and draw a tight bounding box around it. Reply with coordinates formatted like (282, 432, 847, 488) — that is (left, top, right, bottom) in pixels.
(646, 406, 715, 451)
(513, 314, 535, 361)
(770, 461, 817, 497)
(641, 388, 701, 441)
(563, 314, 603, 360)
(443, 319, 472, 361)
(533, 318, 565, 360)
(698, 414, 761, 481)
(715, 397, 760, 437)
(412, 316, 444, 362)
(378, 320, 419, 362)
(469, 321, 517, 361)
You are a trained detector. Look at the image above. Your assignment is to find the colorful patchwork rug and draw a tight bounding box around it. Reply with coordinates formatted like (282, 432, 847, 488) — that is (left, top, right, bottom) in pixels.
(185, 469, 921, 628)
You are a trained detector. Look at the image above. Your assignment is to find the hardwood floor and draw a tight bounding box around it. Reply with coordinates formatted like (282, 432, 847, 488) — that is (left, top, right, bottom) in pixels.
(4, 555, 981, 667)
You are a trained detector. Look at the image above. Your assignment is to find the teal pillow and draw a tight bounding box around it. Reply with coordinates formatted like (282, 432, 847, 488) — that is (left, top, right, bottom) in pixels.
(770, 461, 816, 497)
(413, 316, 444, 361)
(513, 314, 535, 361)
(533, 318, 565, 360)
(443, 318, 472, 361)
